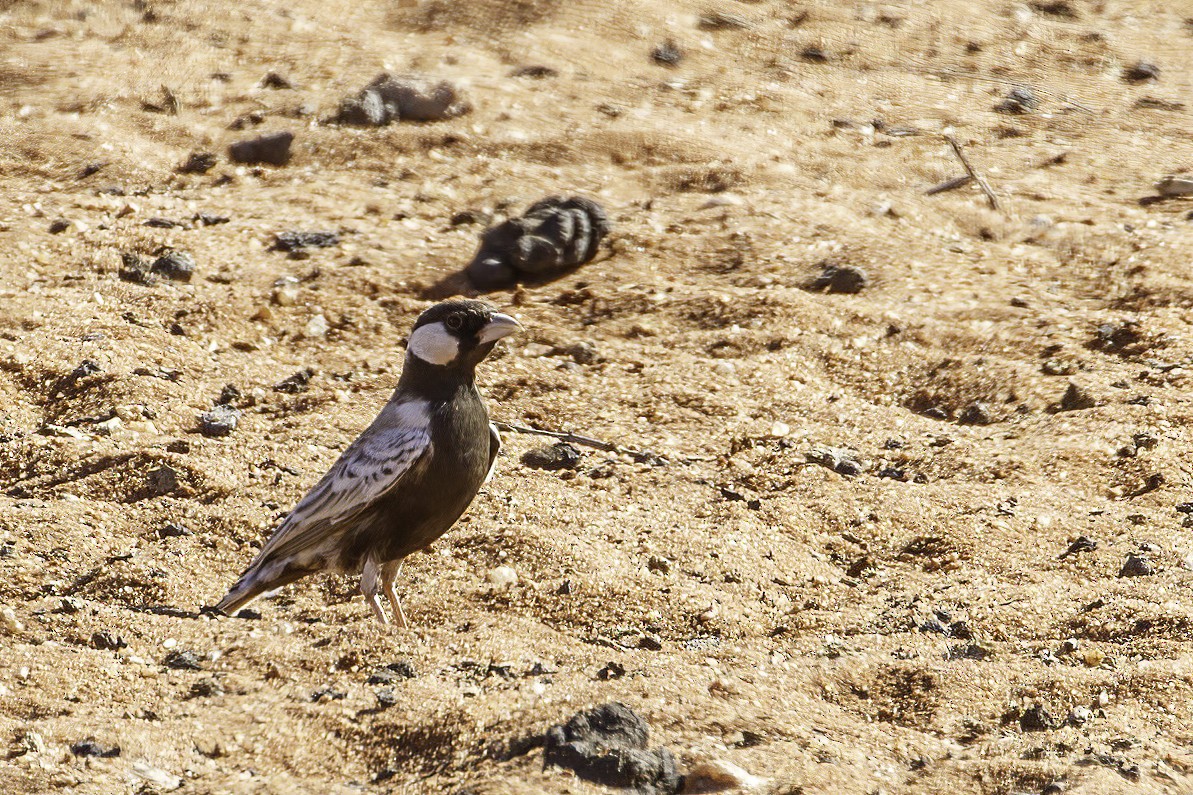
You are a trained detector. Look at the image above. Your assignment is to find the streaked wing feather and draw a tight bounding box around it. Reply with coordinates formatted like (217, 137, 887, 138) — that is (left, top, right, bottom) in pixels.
(484, 422, 501, 483)
(250, 425, 431, 565)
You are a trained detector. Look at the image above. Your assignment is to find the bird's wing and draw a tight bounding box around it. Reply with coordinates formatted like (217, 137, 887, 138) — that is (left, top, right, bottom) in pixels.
(249, 424, 432, 566)
(484, 422, 501, 484)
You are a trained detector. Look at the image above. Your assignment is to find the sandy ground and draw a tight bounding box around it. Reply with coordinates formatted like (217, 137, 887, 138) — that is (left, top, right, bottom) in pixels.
(2, 1, 1193, 793)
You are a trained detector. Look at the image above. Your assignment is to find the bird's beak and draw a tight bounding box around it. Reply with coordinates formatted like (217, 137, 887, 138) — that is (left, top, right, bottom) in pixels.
(477, 312, 523, 344)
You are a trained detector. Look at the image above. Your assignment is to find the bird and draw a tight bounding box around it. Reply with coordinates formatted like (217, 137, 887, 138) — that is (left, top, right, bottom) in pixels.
(215, 299, 522, 627)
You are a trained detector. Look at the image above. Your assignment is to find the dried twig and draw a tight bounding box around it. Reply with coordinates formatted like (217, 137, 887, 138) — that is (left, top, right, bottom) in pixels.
(493, 421, 704, 465)
(925, 174, 973, 195)
(944, 134, 1000, 211)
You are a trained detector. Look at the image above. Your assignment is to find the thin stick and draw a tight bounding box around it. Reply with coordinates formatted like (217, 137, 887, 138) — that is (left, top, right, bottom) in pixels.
(925, 174, 973, 196)
(493, 421, 704, 465)
(944, 134, 1000, 210)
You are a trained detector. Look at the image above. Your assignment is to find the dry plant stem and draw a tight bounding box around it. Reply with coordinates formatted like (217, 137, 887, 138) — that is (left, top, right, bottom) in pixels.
(944, 134, 1000, 210)
(925, 174, 973, 195)
(493, 420, 702, 464)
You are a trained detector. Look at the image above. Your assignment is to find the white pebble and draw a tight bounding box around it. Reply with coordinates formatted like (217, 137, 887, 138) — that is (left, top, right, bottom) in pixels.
(0, 607, 22, 634)
(712, 361, 735, 377)
(486, 565, 518, 588)
(305, 313, 329, 338)
(684, 759, 765, 791)
(769, 421, 790, 438)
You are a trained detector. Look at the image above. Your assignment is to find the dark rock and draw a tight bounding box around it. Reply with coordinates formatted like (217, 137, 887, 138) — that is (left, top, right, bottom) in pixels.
(806, 446, 865, 477)
(91, 631, 127, 650)
(698, 12, 750, 30)
(71, 740, 120, 758)
(259, 71, 293, 89)
(1020, 704, 1058, 732)
(228, 131, 294, 166)
(217, 384, 242, 406)
(522, 442, 582, 471)
(509, 65, 558, 79)
(178, 151, 217, 174)
(807, 263, 868, 294)
(272, 231, 340, 252)
(146, 465, 180, 496)
(1029, 1, 1077, 19)
(199, 404, 241, 437)
(1119, 553, 1157, 577)
(543, 702, 681, 795)
(465, 196, 610, 289)
(375, 687, 397, 708)
(651, 40, 683, 67)
(1057, 383, 1096, 412)
(450, 209, 488, 226)
(235, 608, 261, 619)
(367, 661, 417, 685)
(150, 250, 195, 282)
(310, 687, 347, 702)
(596, 661, 624, 680)
(334, 74, 470, 126)
(48, 219, 70, 234)
(1122, 61, 1160, 83)
(274, 369, 313, 393)
(119, 252, 154, 284)
(144, 217, 179, 228)
(190, 677, 225, 697)
(164, 649, 203, 670)
(958, 402, 992, 425)
(157, 522, 192, 539)
(994, 86, 1039, 114)
(195, 212, 230, 226)
(1059, 536, 1097, 559)
(800, 46, 832, 63)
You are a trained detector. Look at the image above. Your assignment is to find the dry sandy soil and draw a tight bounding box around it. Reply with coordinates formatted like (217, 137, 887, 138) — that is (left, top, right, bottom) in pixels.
(2, 1, 1193, 793)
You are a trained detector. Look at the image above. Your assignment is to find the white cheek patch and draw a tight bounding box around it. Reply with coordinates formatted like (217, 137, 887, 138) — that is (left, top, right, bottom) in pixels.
(407, 321, 460, 366)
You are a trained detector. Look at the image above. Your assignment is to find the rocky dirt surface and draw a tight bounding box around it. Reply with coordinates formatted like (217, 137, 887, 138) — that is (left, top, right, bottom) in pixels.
(2, 1, 1193, 793)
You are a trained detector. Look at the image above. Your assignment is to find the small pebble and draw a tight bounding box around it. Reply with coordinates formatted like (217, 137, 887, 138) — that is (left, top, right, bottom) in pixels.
(150, 250, 195, 282)
(1, 606, 22, 634)
(1020, 704, 1058, 732)
(521, 442, 582, 471)
(769, 421, 790, 437)
(305, 313, 329, 338)
(178, 151, 217, 174)
(958, 402, 992, 425)
(486, 565, 518, 588)
(1122, 60, 1160, 82)
(1119, 553, 1156, 577)
(806, 264, 868, 294)
(367, 661, 417, 684)
(994, 85, 1039, 114)
(229, 131, 294, 166)
(651, 40, 683, 67)
(199, 404, 240, 437)
(71, 740, 120, 758)
(164, 649, 203, 670)
(272, 276, 301, 305)
(684, 759, 765, 792)
(1057, 383, 1096, 412)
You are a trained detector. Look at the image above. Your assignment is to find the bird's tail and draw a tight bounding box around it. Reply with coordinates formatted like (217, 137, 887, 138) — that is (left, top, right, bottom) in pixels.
(215, 563, 309, 615)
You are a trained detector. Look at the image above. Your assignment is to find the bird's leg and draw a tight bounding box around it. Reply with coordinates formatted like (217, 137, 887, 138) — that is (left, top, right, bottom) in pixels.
(361, 555, 390, 626)
(381, 560, 409, 630)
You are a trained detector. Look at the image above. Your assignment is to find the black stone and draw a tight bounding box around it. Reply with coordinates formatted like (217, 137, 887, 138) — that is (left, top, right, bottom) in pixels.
(228, 131, 294, 166)
(274, 369, 313, 393)
(994, 86, 1039, 114)
(199, 404, 241, 437)
(521, 442, 582, 471)
(260, 71, 293, 89)
(157, 522, 192, 539)
(178, 151, 217, 174)
(71, 740, 120, 758)
(164, 649, 203, 670)
(367, 660, 417, 684)
(651, 40, 683, 67)
(958, 402, 992, 425)
(48, 219, 70, 234)
(272, 231, 340, 252)
(91, 631, 127, 650)
(1122, 61, 1160, 83)
(543, 703, 681, 795)
(807, 264, 868, 294)
(150, 250, 195, 282)
(1119, 553, 1157, 577)
(1019, 704, 1058, 732)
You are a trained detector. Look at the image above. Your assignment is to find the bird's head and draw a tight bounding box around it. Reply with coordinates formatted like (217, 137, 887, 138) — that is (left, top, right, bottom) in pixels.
(406, 299, 522, 371)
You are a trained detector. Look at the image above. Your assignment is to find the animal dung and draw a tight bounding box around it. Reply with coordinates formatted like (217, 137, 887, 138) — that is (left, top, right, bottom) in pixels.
(465, 196, 610, 289)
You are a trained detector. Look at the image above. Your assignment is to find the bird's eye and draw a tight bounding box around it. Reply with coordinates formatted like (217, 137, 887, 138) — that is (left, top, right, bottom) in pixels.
(445, 314, 464, 331)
